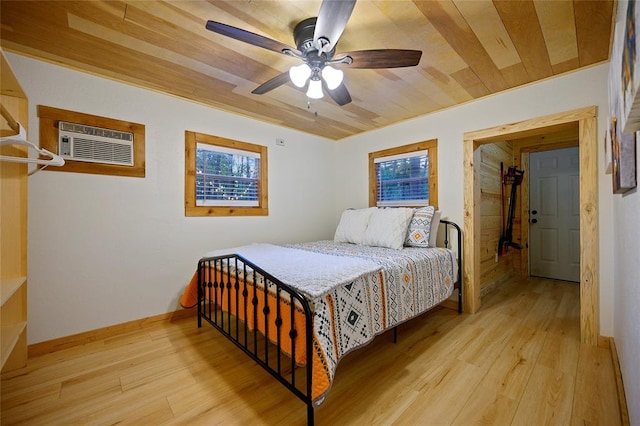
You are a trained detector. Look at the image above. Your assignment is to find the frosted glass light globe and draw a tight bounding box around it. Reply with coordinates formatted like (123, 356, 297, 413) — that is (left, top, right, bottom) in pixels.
(321, 66, 343, 90)
(306, 78, 324, 99)
(289, 64, 311, 88)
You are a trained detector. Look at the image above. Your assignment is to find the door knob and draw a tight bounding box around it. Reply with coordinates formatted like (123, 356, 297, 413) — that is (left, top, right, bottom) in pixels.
(531, 210, 538, 215)
(531, 218, 538, 224)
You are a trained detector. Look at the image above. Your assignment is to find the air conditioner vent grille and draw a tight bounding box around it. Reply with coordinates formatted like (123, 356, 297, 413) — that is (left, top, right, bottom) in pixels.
(58, 121, 134, 166)
(59, 121, 133, 142)
(72, 138, 133, 164)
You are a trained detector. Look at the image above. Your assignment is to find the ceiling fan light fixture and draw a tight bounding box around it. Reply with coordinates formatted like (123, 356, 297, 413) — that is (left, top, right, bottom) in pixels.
(289, 63, 312, 88)
(306, 78, 324, 99)
(206, 1, 423, 107)
(321, 66, 343, 90)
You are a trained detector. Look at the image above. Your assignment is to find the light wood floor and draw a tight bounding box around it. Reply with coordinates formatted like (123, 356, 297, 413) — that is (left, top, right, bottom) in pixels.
(1, 276, 623, 425)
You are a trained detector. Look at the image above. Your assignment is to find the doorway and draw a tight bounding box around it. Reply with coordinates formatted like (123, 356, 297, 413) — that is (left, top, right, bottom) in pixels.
(529, 147, 580, 282)
(463, 106, 599, 345)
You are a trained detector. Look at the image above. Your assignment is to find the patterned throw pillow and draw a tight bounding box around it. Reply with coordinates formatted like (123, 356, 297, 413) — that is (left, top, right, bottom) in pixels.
(428, 210, 442, 247)
(362, 207, 414, 250)
(404, 206, 436, 247)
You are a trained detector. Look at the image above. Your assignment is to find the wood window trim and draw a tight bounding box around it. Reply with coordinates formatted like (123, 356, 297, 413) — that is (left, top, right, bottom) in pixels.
(185, 131, 268, 217)
(37, 105, 145, 178)
(368, 139, 438, 208)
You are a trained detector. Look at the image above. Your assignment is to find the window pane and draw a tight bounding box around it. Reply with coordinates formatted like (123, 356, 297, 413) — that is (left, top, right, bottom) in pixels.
(196, 146, 260, 206)
(376, 153, 429, 206)
(196, 174, 205, 202)
(195, 150, 204, 172)
(187, 132, 268, 217)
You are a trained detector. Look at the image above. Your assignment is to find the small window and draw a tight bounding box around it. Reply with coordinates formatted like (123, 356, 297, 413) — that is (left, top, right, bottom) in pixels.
(185, 131, 268, 216)
(195, 143, 261, 207)
(369, 140, 438, 208)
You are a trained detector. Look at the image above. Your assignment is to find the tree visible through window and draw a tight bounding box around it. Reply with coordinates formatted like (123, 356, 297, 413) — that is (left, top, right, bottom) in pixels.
(369, 139, 438, 208)
(185, 132, 268, 216)
(376, 152, 429, 206)
(195, 143, 260, 206)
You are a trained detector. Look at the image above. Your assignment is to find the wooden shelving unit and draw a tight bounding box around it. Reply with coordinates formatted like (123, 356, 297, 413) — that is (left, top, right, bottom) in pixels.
(1, 50, 29, 372)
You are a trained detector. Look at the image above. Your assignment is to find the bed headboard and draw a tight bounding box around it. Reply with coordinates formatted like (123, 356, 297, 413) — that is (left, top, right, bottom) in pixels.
(439, 219, 463, 313)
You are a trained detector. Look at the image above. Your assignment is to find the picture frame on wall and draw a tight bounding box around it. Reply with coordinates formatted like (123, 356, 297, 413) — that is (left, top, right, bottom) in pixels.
(609, 0, 639, 194)
(621, 0, 640, 133)
(605, 118, 613, 174)
(611, 117, 638, 194)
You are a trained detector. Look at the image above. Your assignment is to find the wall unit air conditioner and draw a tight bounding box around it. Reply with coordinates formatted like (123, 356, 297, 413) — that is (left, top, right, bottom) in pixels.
(58, 121, 134, 166)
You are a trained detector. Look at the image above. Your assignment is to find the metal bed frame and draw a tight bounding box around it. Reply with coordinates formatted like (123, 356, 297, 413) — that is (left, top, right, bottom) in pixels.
(196, 220, 462, 425)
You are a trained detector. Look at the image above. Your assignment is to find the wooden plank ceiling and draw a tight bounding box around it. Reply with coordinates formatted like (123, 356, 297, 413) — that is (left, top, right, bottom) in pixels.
(0, 1, 614, 140)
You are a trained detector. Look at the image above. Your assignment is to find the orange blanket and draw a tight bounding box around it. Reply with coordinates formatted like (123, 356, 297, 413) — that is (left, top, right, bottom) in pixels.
(180, 242, 457, 407)
(181, 269, 332, 402)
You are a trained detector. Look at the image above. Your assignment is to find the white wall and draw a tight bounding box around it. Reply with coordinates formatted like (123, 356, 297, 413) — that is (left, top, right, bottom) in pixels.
(5, 53, 337, 344)
(611, 3, 640, 421)
(333, 63, 616, 338)
(613, 158, 640, 426)
(611, 7, 640, 425)
(6, 54, 620, 364)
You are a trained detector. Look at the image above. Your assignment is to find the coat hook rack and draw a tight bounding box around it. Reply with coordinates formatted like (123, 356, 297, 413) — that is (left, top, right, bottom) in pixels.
(0, 103, 65, 168)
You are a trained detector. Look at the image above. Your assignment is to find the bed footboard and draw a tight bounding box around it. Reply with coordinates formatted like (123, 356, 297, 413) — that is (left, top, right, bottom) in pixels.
(197, 255, 316, 425)
(196, 220, 462, 425)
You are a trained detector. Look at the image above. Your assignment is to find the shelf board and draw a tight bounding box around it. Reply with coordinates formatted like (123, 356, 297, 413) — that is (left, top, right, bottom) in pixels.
(1, 276, 27, 306)
(1, 322, 27, 369)
(1, 51, 27, 99)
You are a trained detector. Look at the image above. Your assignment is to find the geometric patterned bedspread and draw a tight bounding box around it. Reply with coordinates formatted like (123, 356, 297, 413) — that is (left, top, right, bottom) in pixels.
(283, 241, 458, 406)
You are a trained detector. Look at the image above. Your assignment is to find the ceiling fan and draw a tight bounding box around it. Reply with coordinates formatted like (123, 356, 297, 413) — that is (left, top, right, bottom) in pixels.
(205, 0, 422, 106)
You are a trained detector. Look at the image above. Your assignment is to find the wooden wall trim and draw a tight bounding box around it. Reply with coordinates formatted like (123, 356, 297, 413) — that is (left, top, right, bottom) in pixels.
(463, 106, 599, 345)
(184, 131, 269, 217)
(579, 115, 599, 345)
(27, 309, 196, 358)
(368, 139, 438, 208)
(462, 141, 480, 313)
(609, 337, 632, 426)
(37, 105, 146, 178)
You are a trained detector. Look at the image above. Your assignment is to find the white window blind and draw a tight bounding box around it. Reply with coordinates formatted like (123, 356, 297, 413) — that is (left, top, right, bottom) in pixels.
(375, 151, 429, 207)
(195, 142, 261, 207)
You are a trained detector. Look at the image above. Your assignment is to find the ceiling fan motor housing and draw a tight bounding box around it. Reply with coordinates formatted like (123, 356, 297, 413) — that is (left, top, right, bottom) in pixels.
(294, 18, 335, 61)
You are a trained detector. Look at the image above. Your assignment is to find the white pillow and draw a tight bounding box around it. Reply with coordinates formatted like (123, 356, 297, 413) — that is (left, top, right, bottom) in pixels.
(404, 206, 436, 247)
(429, 210, 441, 247)
(334, 208, 376, 245)
(363, 207, 414, 250)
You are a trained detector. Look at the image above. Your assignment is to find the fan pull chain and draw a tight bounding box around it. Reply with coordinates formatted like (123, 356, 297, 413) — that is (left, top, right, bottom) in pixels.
(307, 99, 318, 117)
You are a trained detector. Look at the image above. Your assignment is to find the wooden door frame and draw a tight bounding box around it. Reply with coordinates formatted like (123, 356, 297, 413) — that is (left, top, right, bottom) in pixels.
(463, 106, 599, 345)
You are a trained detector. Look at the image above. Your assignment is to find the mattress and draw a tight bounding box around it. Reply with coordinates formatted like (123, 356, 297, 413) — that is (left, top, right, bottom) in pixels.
(181, 240, 458, 406)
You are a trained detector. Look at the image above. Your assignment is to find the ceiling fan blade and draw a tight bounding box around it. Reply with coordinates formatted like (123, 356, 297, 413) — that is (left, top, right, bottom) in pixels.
(336, 49, 422, 69)
(251, 72, 291, 95)
(314, 0, 357, 52)
(206, 21, 300, 56)
(324, 81, 352, 106)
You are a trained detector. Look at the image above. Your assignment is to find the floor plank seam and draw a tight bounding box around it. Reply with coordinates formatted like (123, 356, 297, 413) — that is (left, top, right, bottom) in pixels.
(1, 277, 622, 425)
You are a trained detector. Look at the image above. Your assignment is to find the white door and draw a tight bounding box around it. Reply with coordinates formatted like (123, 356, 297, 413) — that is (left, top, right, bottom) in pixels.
(529, 147, 580, 282)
